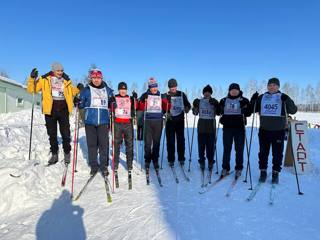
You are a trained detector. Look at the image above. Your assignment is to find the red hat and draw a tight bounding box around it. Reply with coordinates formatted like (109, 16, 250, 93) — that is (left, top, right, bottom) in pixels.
(89, 68, 103, 79)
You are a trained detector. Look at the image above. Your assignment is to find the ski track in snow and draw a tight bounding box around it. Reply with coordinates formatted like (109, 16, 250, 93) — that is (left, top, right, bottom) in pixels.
(0, 109, 320, 240)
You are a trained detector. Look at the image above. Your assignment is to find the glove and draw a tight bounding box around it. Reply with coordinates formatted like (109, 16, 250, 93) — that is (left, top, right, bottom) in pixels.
(132, 91, 138, 99)
(42, 71, 52, 78)
(193, 98, 200, 108)
(192, 108, 199, 115)
(166, 94, 171, 102)
(250, 92, 259, 102)
(239, 99, 247, 108)
(139, 93, 148, 102)
(30, 68, 38, 79)
(281, 93, 289, 102)
(73, 96, 81, 105)
(209, 98, 219, 108)
(77, 83, 84, 91)
(184, 106, 190, 113)
(62, 73, 70, 80)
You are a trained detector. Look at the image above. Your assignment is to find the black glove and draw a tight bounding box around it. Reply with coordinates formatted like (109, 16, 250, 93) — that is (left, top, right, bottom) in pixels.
(62, 73, 70, 80)
(250, 92, 259, 102)
(30, 68, 38, 79)
(209, 98, 218, 108)
(239, 99, 247, 108)
(77, 83, 84, 91)
(42, 71, 52, 78)
(192, 108, 199, 115)
(281, 93, 289, 102)
(184, 106, 190, 113)
(132, 91, 138, 99)
(73, 96, 81, 105)
(193, 98, 200, 108)
(166, 94, 171, 102)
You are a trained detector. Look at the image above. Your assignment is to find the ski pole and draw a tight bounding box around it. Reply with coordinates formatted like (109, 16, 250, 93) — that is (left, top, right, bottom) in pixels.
(185, 112, 191, 161)
(160, 99, 170, 169)
(133, 97, 140, 171)
(142, 99, 147, 171)
(285, 103, 303, 195)
(243, 112, 253, 190)
(28, 76, 37, 161)
(71, 105, 79, 199)
(111, 102, 115, 193)
(188, 114, 196, 172)
(75, 109, 80, 172)
(244, 99, 257, 184)
(213, 116, 221, 174)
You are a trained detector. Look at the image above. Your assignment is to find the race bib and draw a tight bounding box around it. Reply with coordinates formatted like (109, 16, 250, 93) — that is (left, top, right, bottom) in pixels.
(146, 95, 162, 113)
(51, 77, 65, 99)
(224, 98, 241, 115)
(261, 93, 282, 117)
(115, 96, 131, 119)
(89, 86, 108, 109)
(170, 96, 184, 116)
(199, 98, 214, 119)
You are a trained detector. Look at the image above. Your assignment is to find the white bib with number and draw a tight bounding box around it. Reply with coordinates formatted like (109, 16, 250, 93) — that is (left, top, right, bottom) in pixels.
(51, 77, 65, 100)
(170, 96, 184, 116)
(115, 96, 131, 119)
(199, 98, 214, 119)
(146, 95, 162, 113)
(224, 98, 241, 115)
(261, 93, 282, 117)
(89, 86, 108, 109)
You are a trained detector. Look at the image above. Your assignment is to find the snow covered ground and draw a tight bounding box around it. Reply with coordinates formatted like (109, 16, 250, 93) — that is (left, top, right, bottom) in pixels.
(0, 109, 319, 240)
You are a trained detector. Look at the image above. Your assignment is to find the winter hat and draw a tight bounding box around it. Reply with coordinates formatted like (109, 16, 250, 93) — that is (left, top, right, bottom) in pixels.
(118, 81, 127, 90)
(202, 84, 213, 95)
(148, 77, 158, 89)
(89, 68, 103, 79)
(229, 83, 240, 91)
(51, 62, 64, 71)
(268, 77, 280, 87)
(168, 78, 178, 88)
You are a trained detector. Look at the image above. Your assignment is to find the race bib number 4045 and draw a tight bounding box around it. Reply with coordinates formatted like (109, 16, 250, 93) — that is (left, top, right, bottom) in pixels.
(261, 93, 282, 117)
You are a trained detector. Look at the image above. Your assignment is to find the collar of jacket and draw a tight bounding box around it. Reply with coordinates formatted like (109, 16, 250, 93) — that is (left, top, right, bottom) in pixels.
(147, 89, 160, 95)
(89, 81, 107, 89)
(265, 90, 281, 95)
(115, 94, 129, 98)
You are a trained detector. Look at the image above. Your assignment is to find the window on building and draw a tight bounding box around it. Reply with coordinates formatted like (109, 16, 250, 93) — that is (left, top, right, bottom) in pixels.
(16, 98, 24, 107)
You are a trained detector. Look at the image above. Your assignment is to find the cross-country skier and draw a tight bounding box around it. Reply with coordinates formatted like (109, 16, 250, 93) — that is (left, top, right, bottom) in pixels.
(77, 69, 114, 177)
(219, 83, 251, 179)
(137, 78, 170, 172)
(250, 77, 297, 184)
(164, 78, 191, 167)
(192, 84, 220, 171)
(27, 63, 79, 165)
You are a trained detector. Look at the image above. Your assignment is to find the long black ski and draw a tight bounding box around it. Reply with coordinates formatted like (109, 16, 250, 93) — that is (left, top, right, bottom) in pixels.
(115, 171, 119, 188)
(128, 170, 132, 190)
(155, 169, 163, 187)
(180, 164, 190, 182)
(73, 172, 98, 201)
(61, 164, 69, 187)
(146, 168, 150, 185)
(170, 166, 179, 184)
(103, 175, 112, 203)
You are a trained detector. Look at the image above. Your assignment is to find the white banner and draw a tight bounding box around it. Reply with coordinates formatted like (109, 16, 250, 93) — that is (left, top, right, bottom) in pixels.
(290, 120, 311, 174)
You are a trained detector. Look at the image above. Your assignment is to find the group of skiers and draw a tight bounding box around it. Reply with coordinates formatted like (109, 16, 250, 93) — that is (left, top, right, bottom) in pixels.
(27, 62, 298, 187)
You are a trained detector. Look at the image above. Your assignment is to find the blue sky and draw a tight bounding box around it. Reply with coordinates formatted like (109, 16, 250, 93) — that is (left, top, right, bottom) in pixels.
(1, 0, 319, 93)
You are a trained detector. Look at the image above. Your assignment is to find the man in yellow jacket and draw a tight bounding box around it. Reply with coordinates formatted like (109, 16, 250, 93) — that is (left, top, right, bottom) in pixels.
(27, 62, 79, 165)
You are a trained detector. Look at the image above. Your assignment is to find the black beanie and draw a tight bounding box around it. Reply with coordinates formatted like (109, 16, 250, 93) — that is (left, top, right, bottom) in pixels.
(229, 83, 240, 91)
(268, 77, 280, 87)
(168, 78, 178, 88)
(118, 81, 127, 90)
(203, 84, 213, 95)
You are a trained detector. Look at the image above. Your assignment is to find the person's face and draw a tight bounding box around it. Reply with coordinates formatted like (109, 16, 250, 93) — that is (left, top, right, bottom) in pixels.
(53, 69, 63, 78)
(204, 92, 212, 98)
(229, 89, 240, 97)
(150, 87, 158, 94)
(119, 89, 127, 96)
(91, 77, 102, 87)
(267, 83, 279, 94)
(169, 87, 177, 94)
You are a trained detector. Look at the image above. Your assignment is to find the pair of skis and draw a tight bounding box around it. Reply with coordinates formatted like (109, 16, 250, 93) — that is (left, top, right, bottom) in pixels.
(199, 170, 235, 194)
(73, 172, 112, 203)
(146, 168, 163, 187)
(246, 181, 277, 205)
(115, 170, 133, 190)
(170, 164, 190, 184)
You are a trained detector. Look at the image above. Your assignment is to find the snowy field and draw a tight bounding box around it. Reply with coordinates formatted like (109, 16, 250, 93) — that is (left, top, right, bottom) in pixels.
(0, 109, 319, 240)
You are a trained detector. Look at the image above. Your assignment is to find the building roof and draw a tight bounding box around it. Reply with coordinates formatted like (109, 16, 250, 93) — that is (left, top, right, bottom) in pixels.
(0, 76, 26, 88)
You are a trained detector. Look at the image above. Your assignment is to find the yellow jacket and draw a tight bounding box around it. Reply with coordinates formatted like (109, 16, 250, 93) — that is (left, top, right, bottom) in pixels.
(27, 75, 79, 115)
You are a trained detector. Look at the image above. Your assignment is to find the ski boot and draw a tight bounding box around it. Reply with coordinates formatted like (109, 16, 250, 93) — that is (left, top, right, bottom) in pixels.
(272, 170, 279, 184)
(259, 170, 267, 183)
(48, 154, 58, 165)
